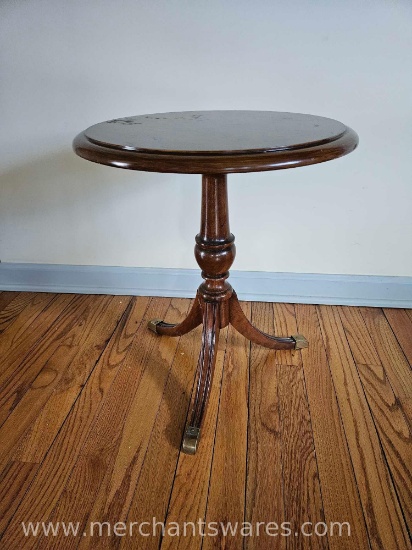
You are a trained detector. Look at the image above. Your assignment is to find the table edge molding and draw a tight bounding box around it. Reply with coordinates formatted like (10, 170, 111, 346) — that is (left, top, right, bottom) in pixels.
(73, 128, 358, 174)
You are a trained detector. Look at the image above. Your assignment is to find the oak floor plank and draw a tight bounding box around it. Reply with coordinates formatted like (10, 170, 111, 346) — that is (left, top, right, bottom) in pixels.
(0, 461, 38, 536)
(75, 299, 191, 550)
(0, 294, 122, 473)
(273, 302, 302, 367)
(338, 306, 412, 529)
(13, 296, 132, 463)
(274, 303, 327, 549)
(295, 304, 369, 550)
(246, 301, 286, 550)
(0, 291, 21, 321)
(0, 292, 44, 334)
(277, 361, 327, 550)
(0, 292, 55, 342)
(383, 308, 412, 367)
(360, 307, 412, 422)
(120, 306, 203, 550)
(159, 319, 228, 550)
(317, 305, 410, 550)
(0, 295, 410, 550)
(30, 296, 168, 550)
(333, 306, 381, 367)
(202, 307, 249, 550)
(0, 296, 151, 550)
(0, 293, 75, 426)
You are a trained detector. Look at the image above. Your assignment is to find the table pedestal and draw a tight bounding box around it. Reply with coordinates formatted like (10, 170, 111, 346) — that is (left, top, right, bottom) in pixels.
(148, 174, 308, 454)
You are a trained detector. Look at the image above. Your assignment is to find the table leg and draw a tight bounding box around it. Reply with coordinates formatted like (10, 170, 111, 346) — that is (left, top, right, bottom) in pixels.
(229, 291, 308, 350)
(147, 292, 203, 336)
(181, 301, 220, 454)
(147, 173, 307, 454)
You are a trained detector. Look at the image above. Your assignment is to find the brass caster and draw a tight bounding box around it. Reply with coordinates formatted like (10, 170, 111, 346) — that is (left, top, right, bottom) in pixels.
(291, 334, 309, 350)
(147, 319, 163, 334)
(182, 426, 200, 455)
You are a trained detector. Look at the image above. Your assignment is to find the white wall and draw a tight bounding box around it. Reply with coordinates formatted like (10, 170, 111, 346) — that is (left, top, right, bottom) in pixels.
(1, 0, 411, 276)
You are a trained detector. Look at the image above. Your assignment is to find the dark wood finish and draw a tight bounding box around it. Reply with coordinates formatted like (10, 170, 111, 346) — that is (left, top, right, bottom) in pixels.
(73, 110, 359, 454)
(156, 174, 298, 453)
(196, 174, 234, 304)
(154, 293, 203, 336)
(74, 110, 358, 174)
(84, 111, 348, 154)
(0, 294, 411, 549)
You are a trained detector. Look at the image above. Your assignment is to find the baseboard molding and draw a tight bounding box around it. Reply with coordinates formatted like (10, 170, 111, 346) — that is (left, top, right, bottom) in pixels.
(0, 263, 411, 308)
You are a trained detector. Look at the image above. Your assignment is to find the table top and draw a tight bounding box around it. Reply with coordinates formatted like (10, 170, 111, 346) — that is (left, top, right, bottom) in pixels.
(73, 110, 358, 174)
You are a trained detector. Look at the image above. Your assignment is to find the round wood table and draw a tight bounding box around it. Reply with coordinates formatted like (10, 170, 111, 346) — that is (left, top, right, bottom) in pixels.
(73, 110, 358, 454)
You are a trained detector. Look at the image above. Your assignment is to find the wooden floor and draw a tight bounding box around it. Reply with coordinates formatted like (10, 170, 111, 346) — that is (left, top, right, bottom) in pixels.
(0, 292, 410, 550)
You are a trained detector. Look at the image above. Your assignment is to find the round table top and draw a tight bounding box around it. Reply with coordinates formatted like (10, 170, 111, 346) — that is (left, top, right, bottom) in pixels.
(73, 110, 358, 174)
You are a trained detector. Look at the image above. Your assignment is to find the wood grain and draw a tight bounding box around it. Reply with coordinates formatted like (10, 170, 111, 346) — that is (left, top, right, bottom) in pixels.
(75, 299, 191, 550)
(338, 306, 412, 529)
(74, 111, 358, 174)
(295, 304, 369, 550)
(1, 296, 151, 550)
(0, 296, 410, 550)
(317, 305, 409, 549)
(159, 323, 228, 550)
(0, 461, 38, 535)
(0, 292, 20, 316)
(277, 361, 327, 550)
(273, 302, 302, 366)
(0, 293, 75, 426)
(246, 301, 286, 550)
(0, 294, 118, 472)
(0, 292, 56, 344)
(0, 293, 55, 335)
(383, 308, 412, 366)
(274, 303, 327, 549)
(360, 307, 412, 422)
(13, 296, 131, 463)
(121, 305, 203, 550)
(34, 296, 170, 550)
(203, 310, 249, 550)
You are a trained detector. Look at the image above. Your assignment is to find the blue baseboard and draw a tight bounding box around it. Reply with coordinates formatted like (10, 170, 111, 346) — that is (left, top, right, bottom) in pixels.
(0, 263, 411, 308)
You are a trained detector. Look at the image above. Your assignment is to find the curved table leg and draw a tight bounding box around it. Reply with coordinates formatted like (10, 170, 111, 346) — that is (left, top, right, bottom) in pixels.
(182, 301, 220, 454)
(229, 291, 308, 350)
(148, 293, 203, 337)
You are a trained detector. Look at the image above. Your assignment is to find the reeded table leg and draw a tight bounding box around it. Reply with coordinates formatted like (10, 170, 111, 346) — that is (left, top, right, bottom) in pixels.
(182, 301, 220, 454)
(148, 173, 308, 454)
